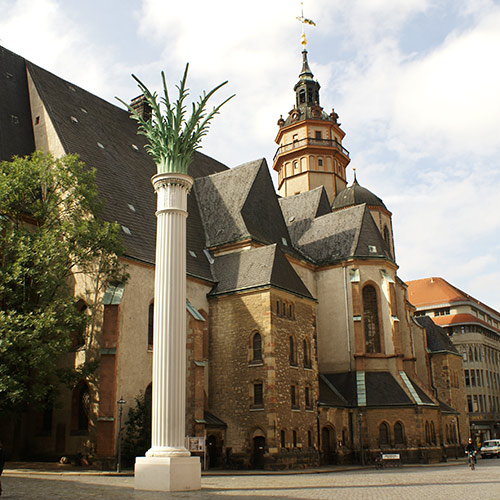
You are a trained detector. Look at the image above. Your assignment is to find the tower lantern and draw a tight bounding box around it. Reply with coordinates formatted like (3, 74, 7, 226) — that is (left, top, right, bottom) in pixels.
(272, 9, 350, 204)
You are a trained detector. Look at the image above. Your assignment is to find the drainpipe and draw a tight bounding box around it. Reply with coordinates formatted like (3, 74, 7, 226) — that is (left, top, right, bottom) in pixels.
(343, 265, 352, 371)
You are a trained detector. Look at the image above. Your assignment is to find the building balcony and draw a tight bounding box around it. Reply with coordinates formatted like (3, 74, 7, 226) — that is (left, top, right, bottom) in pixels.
(274, 137, 350, 162)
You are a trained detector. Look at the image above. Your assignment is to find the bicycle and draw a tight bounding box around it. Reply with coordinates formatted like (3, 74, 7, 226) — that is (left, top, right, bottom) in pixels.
(467, 451, 477, 470)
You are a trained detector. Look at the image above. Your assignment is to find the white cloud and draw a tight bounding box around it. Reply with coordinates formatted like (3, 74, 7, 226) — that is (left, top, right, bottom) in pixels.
(393, 8, 500, 158)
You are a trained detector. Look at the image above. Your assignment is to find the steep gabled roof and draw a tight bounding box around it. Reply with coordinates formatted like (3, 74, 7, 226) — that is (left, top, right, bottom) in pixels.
(208, 244, 313, 299)
(0, 46, 35, 161)
(292, 203, 392, 265)
(18, 58, 227, 281)
(415, 316, 460, 355)
(279, 186, 331, 243)
(195, 159, 292, 251)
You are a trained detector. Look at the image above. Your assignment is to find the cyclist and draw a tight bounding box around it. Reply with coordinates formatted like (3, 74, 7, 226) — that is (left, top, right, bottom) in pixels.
(465, 437, 477, 469)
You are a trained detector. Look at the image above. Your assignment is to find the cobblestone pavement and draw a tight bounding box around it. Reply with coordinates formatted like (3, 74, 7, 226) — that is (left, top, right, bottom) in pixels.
(3, 460, 500, 499)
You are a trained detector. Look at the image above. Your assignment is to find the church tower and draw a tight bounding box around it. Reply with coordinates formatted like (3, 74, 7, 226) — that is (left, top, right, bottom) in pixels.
(272, 28, 350, 204)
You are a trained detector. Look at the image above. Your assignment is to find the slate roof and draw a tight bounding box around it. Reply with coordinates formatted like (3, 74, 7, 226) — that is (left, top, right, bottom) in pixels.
(332, 177, 387, 211)
(194, 159, 293, 251)
(288, 204, 392, 265)
(209, 244, 313, 299)
(318, 374, 349, 407)
(1, 48, 228, 281)
(278, 187, 331, 244)
(1, 44, 396, 290)
(0, 46, 35, 161)
(415, 316, 460, 355)
(321, 371, 435, 407)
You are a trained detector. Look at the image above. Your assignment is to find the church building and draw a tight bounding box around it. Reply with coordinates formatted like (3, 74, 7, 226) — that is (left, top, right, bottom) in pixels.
(0, 40, 468, 468)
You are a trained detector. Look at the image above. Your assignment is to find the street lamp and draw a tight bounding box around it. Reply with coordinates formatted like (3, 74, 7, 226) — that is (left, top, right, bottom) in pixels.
(451, 418, 458, 459)
(358, 411, 365, 466)
(117, 397, 126, 473)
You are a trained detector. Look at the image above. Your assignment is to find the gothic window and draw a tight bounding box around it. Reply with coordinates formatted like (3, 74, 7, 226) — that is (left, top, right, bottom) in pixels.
(148, 302, 154, 348)
(253, 383, 264, 407)
(430, 421, 436, 444)
(71, 300, 87, 350)
(252, 332, 262, 362)
(303, 339, 312, 368)
(289, 336, 297, 366)
(379, 422, 390, 446)
(383, 225, 390, 246)
(363, 285, 382, 353)
(291, 385, 298, 409)
(425, 421, 431, 444)
(71, 382, 90, 433)
(394, 421, 404, 444)
(305, 386, 312, 409)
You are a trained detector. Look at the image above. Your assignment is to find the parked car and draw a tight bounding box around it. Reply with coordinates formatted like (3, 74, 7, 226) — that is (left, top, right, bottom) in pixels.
(480, 439, 500, 458)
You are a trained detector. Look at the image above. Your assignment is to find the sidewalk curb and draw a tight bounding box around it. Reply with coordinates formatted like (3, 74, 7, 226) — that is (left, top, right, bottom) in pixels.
(4, 459, 468, 478)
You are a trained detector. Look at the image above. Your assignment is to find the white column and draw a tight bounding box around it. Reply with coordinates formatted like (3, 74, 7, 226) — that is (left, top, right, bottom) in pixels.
(135, 172, 201, 492)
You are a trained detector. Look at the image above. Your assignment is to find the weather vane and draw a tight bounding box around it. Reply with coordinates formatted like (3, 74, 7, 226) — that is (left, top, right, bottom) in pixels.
(296, 2, 316, 47)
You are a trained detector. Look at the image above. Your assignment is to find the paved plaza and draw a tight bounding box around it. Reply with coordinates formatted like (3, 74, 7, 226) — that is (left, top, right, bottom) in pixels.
(3, 460, 500, 499)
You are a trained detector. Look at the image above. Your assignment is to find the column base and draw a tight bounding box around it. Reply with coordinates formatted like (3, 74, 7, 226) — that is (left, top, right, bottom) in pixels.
(135, 456, 201, 492)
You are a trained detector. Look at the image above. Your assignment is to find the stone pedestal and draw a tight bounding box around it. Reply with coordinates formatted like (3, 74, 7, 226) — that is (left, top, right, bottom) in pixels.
(135, 172, 200, 492)
(135, 456, 201, 492)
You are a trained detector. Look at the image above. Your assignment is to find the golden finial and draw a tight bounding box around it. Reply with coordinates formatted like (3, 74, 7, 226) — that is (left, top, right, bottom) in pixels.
(296, 2, 316, 48)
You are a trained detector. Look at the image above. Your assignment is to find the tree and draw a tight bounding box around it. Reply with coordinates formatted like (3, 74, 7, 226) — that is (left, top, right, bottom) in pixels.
(121, 390, 152, 466)
(0, 152, 127, 415)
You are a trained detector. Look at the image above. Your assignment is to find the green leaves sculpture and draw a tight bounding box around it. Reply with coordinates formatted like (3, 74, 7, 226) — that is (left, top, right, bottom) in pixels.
(117, 64, 234, 174)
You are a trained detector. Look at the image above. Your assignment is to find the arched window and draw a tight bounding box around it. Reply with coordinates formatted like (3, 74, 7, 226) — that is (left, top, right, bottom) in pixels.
(253, 382, 264, 407)
(425, 421, 431, 444)
(379, 422, 390, 446)
(304, 386, 312, 409)
(292, 430, 298, 447)
(430, 421, 436, 444)
(363, 285, 382, 353)
(280, 429, 286, 448)
(252, 332, 262, 362)
(394, 421, 404, 445)
(289, 336, 297, 365)
(303, 339, 312, 368)
(71, 300, 87, 350)
(148, 302, 154, 348)
(71, 382, 90, 433)
(383, 225, 390, 246)
(291, 385, 298, 408)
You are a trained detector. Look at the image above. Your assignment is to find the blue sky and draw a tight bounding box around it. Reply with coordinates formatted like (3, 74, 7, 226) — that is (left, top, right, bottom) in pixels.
(2, 0, 500, 310)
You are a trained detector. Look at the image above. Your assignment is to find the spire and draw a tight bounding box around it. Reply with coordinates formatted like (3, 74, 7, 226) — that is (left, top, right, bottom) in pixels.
(294, 3, 319, 109)
(299, 50, 314, 80)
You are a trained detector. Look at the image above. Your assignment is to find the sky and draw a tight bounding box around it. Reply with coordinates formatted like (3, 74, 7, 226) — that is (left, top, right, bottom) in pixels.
(2, 0, 500, 311)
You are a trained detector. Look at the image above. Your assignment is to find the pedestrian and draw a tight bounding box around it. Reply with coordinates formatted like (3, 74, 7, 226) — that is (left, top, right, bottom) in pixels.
(0, 440, 4, 496)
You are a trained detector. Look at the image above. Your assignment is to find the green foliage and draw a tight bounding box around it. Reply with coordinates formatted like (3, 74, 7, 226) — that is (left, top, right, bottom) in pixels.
(121, 391, 151, 466)
(117, 64, 234, 174)
(0, 152, 127, 414)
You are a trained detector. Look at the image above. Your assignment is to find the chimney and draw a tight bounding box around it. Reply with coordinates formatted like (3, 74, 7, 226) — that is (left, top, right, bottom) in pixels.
(130, 94, 152, 122)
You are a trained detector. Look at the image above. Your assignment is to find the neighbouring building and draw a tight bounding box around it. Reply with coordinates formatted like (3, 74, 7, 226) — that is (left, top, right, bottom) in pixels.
(0, 42, 468, 469)
(408, 277, 500, 444)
